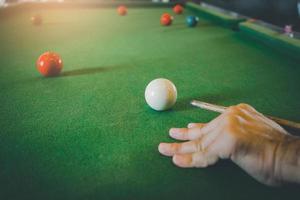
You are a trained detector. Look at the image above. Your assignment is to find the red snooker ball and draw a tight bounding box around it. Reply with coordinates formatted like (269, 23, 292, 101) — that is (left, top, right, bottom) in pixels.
(160, 13, 173, 26)
(173, 4, 183, 14)
(36, 52, 63, 77)
(31, 14, 42, 26)
(117, 5, 127, 16)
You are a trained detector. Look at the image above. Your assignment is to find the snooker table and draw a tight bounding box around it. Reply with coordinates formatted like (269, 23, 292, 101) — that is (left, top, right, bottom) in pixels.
(0, 1, 300, 200)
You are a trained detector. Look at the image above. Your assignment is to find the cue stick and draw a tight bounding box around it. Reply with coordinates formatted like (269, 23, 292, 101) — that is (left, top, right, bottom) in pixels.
(191, 100, 300, 130)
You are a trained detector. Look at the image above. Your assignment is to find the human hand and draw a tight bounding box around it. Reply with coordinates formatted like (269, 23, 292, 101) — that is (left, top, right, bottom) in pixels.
(158, 104, 294, 186)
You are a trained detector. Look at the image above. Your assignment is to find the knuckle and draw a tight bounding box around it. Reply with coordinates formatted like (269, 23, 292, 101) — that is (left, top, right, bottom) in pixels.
(227, 104, 253, 116)
(237, 103, 254, 112)
(226, 106, 241, 115)
(226, 106, 237, 113)
(237, 103, 249, 108)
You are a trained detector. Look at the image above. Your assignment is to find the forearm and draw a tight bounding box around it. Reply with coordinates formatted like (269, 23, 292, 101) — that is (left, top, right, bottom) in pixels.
(275, 135, 300, 184)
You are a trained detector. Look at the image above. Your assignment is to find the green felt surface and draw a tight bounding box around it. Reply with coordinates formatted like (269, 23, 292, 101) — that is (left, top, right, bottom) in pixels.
(0, 5, 300, 200)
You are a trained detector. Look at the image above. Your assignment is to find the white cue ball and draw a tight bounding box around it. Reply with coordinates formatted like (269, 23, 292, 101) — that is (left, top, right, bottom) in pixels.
(145, 78, 177, 111)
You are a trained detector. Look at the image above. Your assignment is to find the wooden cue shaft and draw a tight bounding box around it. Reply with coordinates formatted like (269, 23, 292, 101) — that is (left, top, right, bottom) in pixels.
(191, 100, 300, 130)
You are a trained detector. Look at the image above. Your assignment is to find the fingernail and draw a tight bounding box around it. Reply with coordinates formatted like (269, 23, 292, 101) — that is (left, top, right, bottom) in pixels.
(169, 128, 180, 137)
(188, 123, 194, 128)
(169, 132, 174, 137)
(169, 128, 176, 135)
(158, 143, 167, 154)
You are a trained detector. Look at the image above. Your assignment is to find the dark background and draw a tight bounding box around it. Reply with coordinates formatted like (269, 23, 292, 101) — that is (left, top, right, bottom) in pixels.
(3, 0, 300, 31)
(199, 0, 300, 31)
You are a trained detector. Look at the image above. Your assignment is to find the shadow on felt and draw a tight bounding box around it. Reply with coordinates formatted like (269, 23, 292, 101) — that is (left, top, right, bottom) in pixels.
(161, 21, 216, 32)
(173, 97, 198, 112)
(18, 64, 131, 85)
(61, 64, 132, 77)
(43, 22, 70, 26)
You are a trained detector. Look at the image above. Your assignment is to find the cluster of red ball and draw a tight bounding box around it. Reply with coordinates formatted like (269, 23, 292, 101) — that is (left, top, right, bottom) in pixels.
(160, 4, 184, 26)
(117, 4, 184, 26)
(34, 4, 184, 77)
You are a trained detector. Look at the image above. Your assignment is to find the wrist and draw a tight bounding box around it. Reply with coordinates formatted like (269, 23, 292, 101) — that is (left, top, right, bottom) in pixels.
(275, 135, 300, 184)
